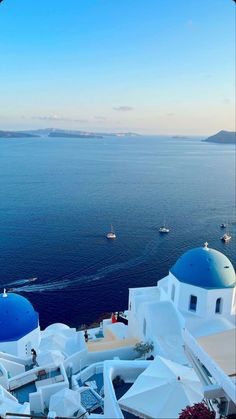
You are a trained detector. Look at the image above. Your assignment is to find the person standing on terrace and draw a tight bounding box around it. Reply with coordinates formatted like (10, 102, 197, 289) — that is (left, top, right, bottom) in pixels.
(31, 348, 38, 366)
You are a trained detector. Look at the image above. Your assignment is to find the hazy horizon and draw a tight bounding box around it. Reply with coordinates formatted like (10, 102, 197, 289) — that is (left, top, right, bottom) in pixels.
(0, 0, 235, 135)
(0, 126, 231, 138)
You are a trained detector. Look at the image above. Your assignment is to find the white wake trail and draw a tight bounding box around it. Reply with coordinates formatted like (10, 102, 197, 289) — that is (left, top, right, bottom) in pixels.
(11, 239, 161, 293)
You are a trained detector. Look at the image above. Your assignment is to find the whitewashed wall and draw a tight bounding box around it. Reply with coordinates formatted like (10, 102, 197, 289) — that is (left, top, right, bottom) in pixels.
(0, 327, 40, 359)
(167, 273, 234, 318)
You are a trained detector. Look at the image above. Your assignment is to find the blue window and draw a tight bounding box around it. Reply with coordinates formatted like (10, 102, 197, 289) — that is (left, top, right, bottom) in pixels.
(189, 295, 197, 311)
(171, 284, 175, 302)
(215, 298, 222, 313)
(143, 318, 146, 336)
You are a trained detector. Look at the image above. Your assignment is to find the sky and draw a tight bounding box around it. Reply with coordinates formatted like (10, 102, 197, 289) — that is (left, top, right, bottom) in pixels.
(0, 0, 235, 135)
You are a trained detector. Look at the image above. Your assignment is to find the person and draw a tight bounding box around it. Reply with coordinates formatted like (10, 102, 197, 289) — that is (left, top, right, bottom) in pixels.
(31, 348, 38, 366)
(111, 312, 117, 323)
(84, 329, 88, 342)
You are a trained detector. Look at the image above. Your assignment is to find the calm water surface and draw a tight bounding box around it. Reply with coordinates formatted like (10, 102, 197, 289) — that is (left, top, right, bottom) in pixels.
(0, 136, 235, 328)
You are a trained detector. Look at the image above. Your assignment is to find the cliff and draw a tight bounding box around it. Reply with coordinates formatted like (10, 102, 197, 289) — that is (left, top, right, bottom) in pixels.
(204, 130, 236, 144)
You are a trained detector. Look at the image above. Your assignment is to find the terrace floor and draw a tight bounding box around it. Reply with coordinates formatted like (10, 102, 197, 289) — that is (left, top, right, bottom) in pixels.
(12, 382, 37, 404)
(87, 337, 138, 352)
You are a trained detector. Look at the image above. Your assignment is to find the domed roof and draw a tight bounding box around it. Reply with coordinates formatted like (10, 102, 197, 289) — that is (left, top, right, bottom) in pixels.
(45, 323, 69, 332)
(0, 291, 39, 342)
(170, 245, 235, 289)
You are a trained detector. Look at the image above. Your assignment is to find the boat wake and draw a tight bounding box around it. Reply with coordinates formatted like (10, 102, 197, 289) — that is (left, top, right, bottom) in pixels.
(7, 277, 37, 286)
(6, 239, 161, 294)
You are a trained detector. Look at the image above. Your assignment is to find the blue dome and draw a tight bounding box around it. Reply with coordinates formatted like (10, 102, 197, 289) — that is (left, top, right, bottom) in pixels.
(0, 292, 39, 342)
(170, 246, 235, 289)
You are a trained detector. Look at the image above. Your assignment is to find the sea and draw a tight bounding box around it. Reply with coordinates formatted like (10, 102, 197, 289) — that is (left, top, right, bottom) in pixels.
(0, 135, 235, 329)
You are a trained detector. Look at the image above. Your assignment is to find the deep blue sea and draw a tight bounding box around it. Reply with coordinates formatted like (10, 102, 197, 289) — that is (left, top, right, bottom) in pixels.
(0, 135, 235, 329)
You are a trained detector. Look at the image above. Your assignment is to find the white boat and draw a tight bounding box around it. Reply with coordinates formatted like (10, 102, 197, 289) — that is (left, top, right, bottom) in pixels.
(106, 224, 116, 239)
(159, 218, 170, 234)
(159, 221, 170, 233)
(221, 233, 231, 242)
(159, 226, 170, 233)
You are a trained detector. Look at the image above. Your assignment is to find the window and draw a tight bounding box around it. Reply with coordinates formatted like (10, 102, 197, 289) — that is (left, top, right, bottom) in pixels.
(215, 298, 222, 314)
(189, 295, 197, 311)
(25, 342, 31, 355)
(171, 284, 175, 301)
(143, 318, 146, 336)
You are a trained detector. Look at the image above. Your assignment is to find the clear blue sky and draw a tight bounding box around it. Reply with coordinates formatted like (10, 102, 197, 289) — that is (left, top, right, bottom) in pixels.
(0, 0, 235, 134)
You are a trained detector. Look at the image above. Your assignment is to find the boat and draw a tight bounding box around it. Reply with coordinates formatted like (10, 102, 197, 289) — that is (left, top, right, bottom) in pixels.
(221, 233, 231, 242)
(159, 221, 170, 233)
(106, 224, 116, 239)
(28, 277, 37, 282)
(159, 218, 170, 234)
(220, 223, 226, 228)
(159, 226, 170, 233)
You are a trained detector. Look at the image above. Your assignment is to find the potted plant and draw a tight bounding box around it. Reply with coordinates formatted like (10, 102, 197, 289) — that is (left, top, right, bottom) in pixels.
(179, 401, 215, 418)
(134, 341, 154, 359)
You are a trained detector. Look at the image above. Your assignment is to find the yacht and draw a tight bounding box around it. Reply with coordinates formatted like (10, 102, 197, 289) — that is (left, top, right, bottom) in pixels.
(106, 224, 116, 239)
(159, 225, 170, 233)
(221, 233, 231, 242)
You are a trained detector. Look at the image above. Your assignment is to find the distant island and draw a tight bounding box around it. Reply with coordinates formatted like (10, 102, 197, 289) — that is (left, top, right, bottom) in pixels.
(48, 132, 103, 139)
(203, 130, 236, 144)
(36, 128, 140, 138)
(172, 135, 189, 139)
(0, 128, 140, 139)
(0, 130, 38, 138)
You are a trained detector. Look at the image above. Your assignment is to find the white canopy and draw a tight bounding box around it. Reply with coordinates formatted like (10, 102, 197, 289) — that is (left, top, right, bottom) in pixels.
(49, 388, 86, 417)
(118, 356, 203, 419)
(37, 350, 65, 367)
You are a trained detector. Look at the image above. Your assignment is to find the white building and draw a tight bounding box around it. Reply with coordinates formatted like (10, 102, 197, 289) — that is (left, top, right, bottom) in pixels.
(125, 243, 236, 416)
(128, 242, 235, 343)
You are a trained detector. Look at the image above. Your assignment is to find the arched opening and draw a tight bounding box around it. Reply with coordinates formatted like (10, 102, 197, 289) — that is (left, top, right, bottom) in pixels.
(215, 298, 222, 314)
(143, 318, 147, 336)
(189, 295, 197, 312)
(171, 284, 175, 302)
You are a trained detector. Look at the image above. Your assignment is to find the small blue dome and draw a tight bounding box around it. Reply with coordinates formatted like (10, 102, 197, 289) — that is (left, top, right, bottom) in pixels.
(0, 292, 39, 342)
(170, 246, 235, 289)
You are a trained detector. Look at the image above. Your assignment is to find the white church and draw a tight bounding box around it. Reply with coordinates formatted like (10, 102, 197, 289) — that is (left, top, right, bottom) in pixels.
(0, 243, 235, 418)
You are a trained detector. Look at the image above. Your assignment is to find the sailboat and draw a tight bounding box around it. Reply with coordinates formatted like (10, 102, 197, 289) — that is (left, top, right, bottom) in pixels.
(159, 219, 170, 233)
(221, 233, 231, 242)
(221, 222, 231, 242)
(106, 224, 116, 239)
